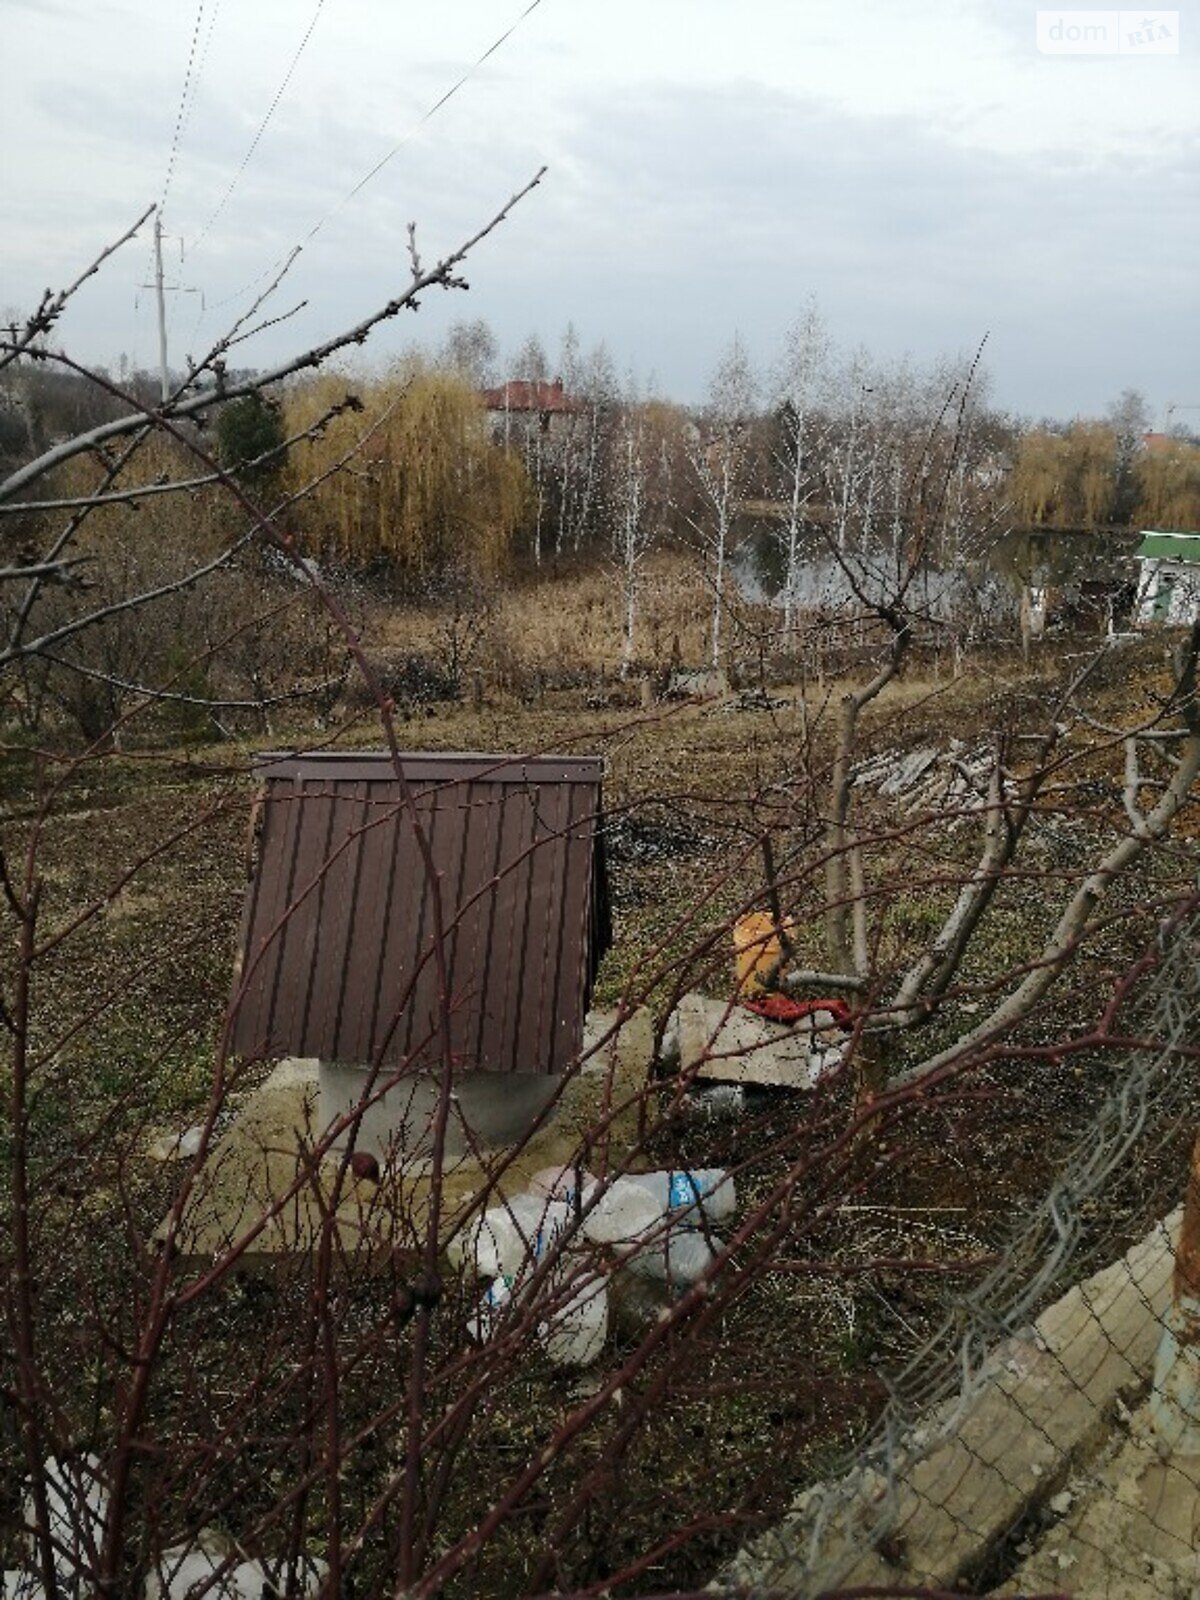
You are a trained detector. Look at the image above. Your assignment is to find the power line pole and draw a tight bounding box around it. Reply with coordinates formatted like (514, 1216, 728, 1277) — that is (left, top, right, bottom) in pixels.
(153, 214, 170, 405)
(141, 209, 199, 405)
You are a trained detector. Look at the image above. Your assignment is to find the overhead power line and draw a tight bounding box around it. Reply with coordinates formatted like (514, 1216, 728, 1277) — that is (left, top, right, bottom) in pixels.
(190, 0, 329, 254)
(197, 0, 547, 325)
(159, 0, 210, 220)
(305, 0, 547, 244)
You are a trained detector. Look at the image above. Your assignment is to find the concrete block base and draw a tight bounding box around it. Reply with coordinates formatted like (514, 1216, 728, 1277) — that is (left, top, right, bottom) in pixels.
(319, 1061, 559, 1165)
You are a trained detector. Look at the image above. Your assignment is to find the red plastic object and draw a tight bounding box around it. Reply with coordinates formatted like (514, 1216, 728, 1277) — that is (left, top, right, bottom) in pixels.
(742, 994, 852, 1028)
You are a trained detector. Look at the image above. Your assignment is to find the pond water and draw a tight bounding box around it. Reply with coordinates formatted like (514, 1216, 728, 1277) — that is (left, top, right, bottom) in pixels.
(730, 516, 1140, 613)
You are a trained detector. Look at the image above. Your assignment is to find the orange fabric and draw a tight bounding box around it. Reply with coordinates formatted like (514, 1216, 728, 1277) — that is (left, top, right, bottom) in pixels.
(733, 911, 794, 995)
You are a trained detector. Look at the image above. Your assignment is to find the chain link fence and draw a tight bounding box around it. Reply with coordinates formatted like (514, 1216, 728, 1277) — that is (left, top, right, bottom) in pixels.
(723, 901, 1200, 1598)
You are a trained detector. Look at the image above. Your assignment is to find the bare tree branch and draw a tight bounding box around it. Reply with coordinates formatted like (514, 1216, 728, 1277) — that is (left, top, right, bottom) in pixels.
(0, 169, 545, 505)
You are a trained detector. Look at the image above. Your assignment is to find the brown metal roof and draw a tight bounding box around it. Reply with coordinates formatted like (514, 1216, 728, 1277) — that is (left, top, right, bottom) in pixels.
(478, 378, 582, 415)
(228, 752, 610, 1075)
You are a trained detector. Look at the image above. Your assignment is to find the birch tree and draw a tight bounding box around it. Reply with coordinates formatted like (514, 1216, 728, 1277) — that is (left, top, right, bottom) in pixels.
(688, 334, 757, 669)
(772, 302, 832, 632)
(609, 392, 675, 677)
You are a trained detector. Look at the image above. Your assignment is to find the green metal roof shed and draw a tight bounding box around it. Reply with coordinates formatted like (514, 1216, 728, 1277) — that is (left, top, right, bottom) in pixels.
(1135, 531, 1200, 563)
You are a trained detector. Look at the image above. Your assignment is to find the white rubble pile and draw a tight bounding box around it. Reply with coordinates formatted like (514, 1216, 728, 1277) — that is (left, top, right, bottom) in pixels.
(8, 1454, 108, 1599)
(145, 1536, 327, 1599)
(453, 1164, 737, 1367)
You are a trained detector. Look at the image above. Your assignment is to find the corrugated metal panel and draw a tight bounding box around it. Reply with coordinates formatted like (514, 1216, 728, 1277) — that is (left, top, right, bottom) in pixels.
(229, 752, 609, 1074)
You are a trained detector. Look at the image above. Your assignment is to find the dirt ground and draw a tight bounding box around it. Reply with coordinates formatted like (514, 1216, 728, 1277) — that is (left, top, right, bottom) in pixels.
(4, 625, 1198, 1594)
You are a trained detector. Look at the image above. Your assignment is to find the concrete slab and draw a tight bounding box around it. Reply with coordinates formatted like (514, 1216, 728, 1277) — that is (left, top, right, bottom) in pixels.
(666, 668, 729, 700)
(725, 1211, 1182, 1597)
(996, 1411, 1200, 1598)
(674, 992, 828, 1089)
(319, 1061, 560, 1164)
(167, 1011, 656, 1268)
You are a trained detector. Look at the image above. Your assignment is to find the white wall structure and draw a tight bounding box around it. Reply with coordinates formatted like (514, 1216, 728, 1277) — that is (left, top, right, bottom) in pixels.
(1134, 532, 1200, 626)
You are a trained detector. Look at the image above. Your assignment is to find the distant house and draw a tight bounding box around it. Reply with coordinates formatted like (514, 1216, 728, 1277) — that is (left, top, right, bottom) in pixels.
(1142, 432, 1174, 455)
(1134, 531, 1200, 625)
(479, 377, 582, 442)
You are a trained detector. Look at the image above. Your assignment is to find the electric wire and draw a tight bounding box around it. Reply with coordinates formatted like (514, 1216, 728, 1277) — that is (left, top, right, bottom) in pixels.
(182, 0, 223, 152)
(303, 0, 546, 245)
(189, 0, 329, 255)
(138, 0, 210, 346)
(159, 0, 209, 222)
(194, 0, 546, 333)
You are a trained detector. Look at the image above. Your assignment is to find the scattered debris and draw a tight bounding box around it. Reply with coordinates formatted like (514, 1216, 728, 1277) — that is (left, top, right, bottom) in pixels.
(529, 1164, 596, 1202)
(145, 1534, 327, 1599)
(582, 1178, 664, 1246)
(742, 994, 851, 1030)
(626, 1227, 717, 1287)
(709, 687, 790, 714)
(537, 1276, 609, 1367)
(624, 1168, 736, 1225)
(732, 911, 797, 997)
(665, 667, 729, 700)
(465, 1274, 518, 1344)
(604, 815, 710, 869)
(11, 1465, 327, 1599)
(851, 741, 1010, 819)
(20, 1454, 107, 1599)
(456, 1164, 736, 1363)
(147, 1126, 205, 1163)
(448, 1193, 573, 1279)
(675, 1082, 749, 1122)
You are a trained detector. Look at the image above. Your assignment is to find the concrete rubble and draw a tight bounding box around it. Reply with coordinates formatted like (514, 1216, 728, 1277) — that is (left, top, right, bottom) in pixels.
(669, 991, 844, 1090)
(666, 667, 729, 700)
(145, 1534, 326, 1599)
(9, 1454, 107, 1600)
(147, 1125, 204, 1162)
(852, 740, 1012, 819)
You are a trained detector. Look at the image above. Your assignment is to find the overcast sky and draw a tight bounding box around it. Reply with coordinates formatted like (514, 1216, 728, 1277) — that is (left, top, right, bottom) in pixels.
(3, 0, 1197, 421)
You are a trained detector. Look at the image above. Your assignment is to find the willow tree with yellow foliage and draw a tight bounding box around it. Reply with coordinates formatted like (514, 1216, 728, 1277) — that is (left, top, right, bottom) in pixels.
(1136, 439, 1200, 532)
(284, 365, 529, 586)
(1009, 420, 1118, 528)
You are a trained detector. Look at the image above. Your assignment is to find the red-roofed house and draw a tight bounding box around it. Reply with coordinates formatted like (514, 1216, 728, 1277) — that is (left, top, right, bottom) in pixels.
(480, 376, 582, 441)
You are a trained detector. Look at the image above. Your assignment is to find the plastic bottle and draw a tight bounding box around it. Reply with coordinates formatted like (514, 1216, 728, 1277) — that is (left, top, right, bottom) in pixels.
(528, 1165, 597, 1207)
(626, 1228, 718, 1287)
(627, 1168, 736, 1224)
(580, 1176, 665, 1245)
(537, 1277, 609, 1367)
(449, 1194, 571, 1279)
(465, 1274, 517, 1343)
